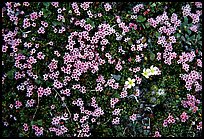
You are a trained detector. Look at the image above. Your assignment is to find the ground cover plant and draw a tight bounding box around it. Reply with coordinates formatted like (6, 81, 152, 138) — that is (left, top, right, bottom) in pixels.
(2, 2, 202, 137)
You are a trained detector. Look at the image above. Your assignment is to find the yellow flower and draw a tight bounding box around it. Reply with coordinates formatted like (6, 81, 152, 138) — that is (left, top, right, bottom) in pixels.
(125, 78, 135, 89)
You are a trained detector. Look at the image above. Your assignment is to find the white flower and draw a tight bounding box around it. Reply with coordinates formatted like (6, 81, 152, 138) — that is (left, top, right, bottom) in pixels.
(141, 68, 151, 78)
(125, 78, 135, 89)
(149, 65, 158, 75)
(157, 89, 165, 95)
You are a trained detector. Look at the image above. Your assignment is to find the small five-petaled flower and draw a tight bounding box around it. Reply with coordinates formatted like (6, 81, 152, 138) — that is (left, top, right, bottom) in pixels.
(125, 78, 135, 89)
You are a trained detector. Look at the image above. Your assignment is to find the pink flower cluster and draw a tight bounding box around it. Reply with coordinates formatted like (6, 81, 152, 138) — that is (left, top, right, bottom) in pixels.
(179, 70, 202, 91)
(180, 111, 189, 122)
(163, 114, 175, 127)
(129, 113, 137, 122)
(32, 125, 44, 136)
(110, 98, 119, 108)
(132, 4, 144, 14)
(23, 123, 29, 132)
(104, 3, 112, 11)
(153, 131, 161, 137)
(181, 94, 200, 113)
(49, 125, 68, 136)
(71, 2, 81, 16)
(15, 100, 22, 109)
(112, 117, 120, 125)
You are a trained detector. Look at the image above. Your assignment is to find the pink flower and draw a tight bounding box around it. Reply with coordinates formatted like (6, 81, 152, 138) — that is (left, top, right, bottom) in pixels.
(15, 100, 22, 109)
(104, 3, 112, 11)
(153, 131, 161, 137)
(112, 117, 120, 125)
(180, 112, 189, 122)
(129, 114, 137, 122)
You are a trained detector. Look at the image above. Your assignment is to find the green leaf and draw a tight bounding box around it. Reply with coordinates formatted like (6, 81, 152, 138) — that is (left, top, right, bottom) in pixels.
(181, 36, 186, 41)
(183, 17, 188, 25)
(196, 33, 201, 41)
(112, 93, 120, 98)
(128, 40, 133, 45)
(198, 41, 202, 46)
(186, 41, 191, 45)
(52, 21, 62, 26)
(151, 3, 156, 7)
(137, 15, 146, 23)
(62, 18, 65, 23)
(7, 70, 15, 79)
(145, 22, 150, 28)
(187, 29, 191, 35)
(43, 2, 50, 7)
(150, 52, 156, 61)
(19, 133, 24, 137)
(35, 79, 42, 85)
(86, 18, 91, 24)
(37, 119, 43, 126)
(155, 31, 160, 38)
(175, 33, 181, 38)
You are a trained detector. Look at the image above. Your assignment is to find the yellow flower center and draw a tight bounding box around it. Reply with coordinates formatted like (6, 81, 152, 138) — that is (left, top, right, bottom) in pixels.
(129, 80, 133, 85)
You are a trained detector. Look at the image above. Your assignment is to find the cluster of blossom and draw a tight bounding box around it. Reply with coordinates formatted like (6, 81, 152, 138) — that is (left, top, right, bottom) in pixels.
(112, 117, 120, 125)
(80, 2, 92, 11)
(195, 2, 202, 8)
(163, 51, 177, 65)
(163, 114, 176, 127)
(4, 2, 21, 25)
(32, 125, 44, 136)
(118, 21, 130, 35)
(132, 4, 144, 14)
(110, 98, 119, 108)
(177, 51, 196, 72)
(36, 86, 52, 97)
(23, 123, 29, 132)
(120, 90, 128, 98)
(112, 108, 122, 116)
(49, 125, 68, 136)
(197, 58, 202, 68)
(197, 121, 202, 130)
(15, 100, 22, 109)
(181, 4, 202, 32)
(134, 74, 142, 85)
(2, 27, 21, 53)
(180, 111, 189, 122)
(182, 4, 201, 24)
(104, 3, 112, 11)
(153, 131, 162, 137)
(181, 94, 201, 113)
(148, 11, 180, 36)
(96, 75, 106, 85)
(51, 2, 59, 8)
(2, 74, 6, 85)
(71, 2, 81, 16)
(49, 112, 68, 136)
(129, 113, 137, 122)
(179, 70, 202, 91)
(60, 88, 71, 96)
(75, 124, 91, 137)
(25, 99, 35, 107)
(72, 97, 104, 124)
(95, 83, 104, 92)
(104, 77, 119, 90)
(129, 22, 137, 30)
